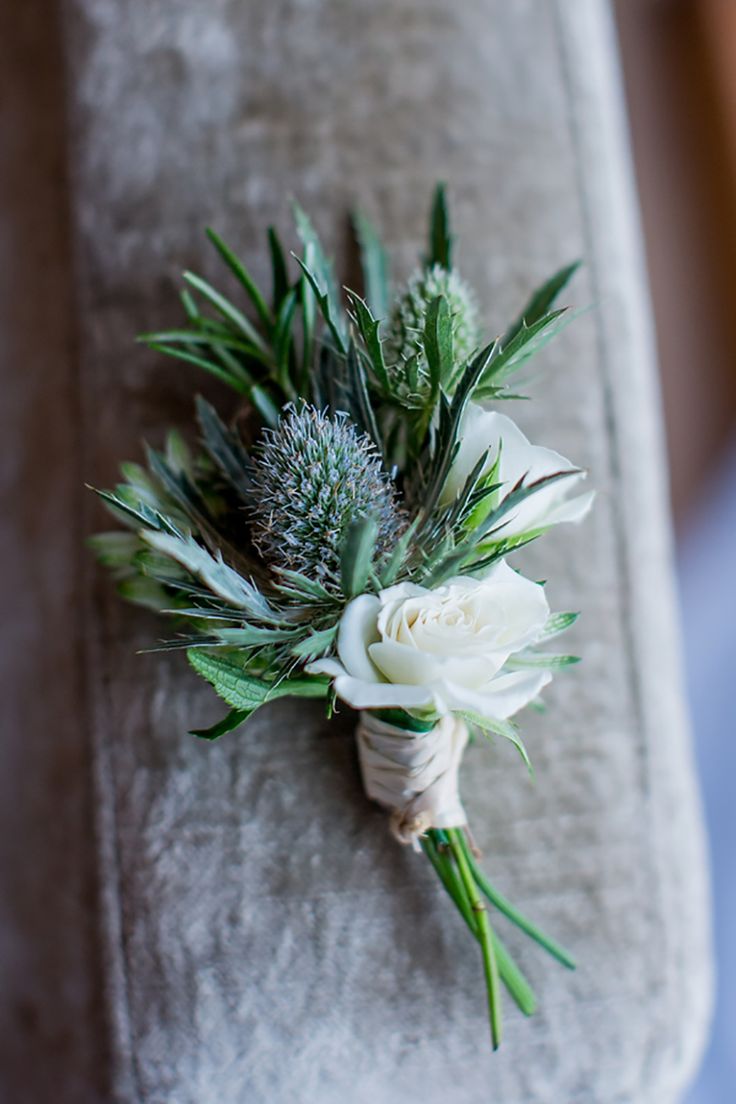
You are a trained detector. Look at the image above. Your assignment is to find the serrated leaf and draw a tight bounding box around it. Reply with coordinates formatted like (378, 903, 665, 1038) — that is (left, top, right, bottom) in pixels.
(346, 291, 391, 395)
(293, 203, 347, 345)
(340, 516, 378, 598)
(458, 710, 533, 775)
(293, 254, 348, 356)
(423, 295, 453, 399)
(195, 396, 253, 501)
(142, 530, 276, 618)
(504, 261, 580, 345)
(188, 650, 329, 713)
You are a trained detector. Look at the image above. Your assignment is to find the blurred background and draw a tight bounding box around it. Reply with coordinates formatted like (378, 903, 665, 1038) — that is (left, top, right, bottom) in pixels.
(1, 0, 733, 1098)
(615, 2, 736, 1099)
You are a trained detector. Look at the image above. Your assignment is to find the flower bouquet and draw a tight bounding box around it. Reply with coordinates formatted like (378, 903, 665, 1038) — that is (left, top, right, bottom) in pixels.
(91, 186, 593, 1048)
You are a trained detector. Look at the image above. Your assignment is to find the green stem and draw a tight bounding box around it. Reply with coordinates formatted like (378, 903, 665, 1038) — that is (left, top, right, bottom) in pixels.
(422, 834, 536, 1015)
(457, 832, 576, 971)
(446, 828, 502, 1049)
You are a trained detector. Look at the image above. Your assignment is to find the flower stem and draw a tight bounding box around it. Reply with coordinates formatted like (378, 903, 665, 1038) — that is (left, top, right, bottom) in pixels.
(422, 832, 536, 1016)
(446, 827, 502, 1049)
(457, 831, 576, 970)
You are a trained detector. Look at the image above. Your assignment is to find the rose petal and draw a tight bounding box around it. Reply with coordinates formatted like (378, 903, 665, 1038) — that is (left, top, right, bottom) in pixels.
(440, 668, 552, 719)
(337, 594, 383, 682)
(332, 674, 436, 711)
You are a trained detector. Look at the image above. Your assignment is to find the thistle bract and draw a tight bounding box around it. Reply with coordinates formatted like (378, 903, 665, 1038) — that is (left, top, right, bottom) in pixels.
(384, 263, 480, 399)
(249, 405, 403, 583)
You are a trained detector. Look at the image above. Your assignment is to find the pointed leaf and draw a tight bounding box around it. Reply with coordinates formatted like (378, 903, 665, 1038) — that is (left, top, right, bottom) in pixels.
(352, 209, 390, 319)
(190, 708, 250, 741)
(341, 516, 378, 597)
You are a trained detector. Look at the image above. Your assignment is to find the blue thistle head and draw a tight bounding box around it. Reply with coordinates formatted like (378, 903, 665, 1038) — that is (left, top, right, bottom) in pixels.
(249, 405, 403, 584)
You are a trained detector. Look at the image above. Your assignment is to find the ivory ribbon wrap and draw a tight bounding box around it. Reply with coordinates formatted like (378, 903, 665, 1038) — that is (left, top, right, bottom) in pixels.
(356, 712, 469, 847)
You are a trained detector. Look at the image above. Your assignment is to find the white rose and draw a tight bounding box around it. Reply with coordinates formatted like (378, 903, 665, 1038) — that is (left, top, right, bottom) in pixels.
(309, 562, 551, 718)
(440, 404, 594, 538)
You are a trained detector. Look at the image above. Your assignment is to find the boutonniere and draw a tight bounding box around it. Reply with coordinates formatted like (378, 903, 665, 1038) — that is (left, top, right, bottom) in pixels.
(91, 186, 592, 1047)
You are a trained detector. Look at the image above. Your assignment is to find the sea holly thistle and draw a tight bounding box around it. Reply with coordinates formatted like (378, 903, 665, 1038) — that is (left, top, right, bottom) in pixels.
(248, 405, 404, 588)
(91, 184, 591, 1051)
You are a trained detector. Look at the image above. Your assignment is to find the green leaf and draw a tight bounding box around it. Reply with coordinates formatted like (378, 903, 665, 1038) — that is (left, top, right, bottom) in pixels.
(188, 650, 329, 712)
(182, 271, 269, 355)
(506, 653, 581, 670)
(340, 515, 378, 598)
(416, 339, 500, 525)
(145, 341, 249, 393)
(293, 203, 344, 331)
(346, 291, 391, 395)
(290, 624, 339, 661)
(538, 611, 579, 641)
(117, 575, 171, 611)
(273, 287, 299, 396)
(141, 530, 277, 618)
(373, 708, 436, 733)
(352, 209, 390, 320)
(476, 307, 581, 402)
(293, 255, 348, 356)
(378, 516, 420, 587)
(272, 568, 336, 603)
(139, 328, 268, 361)
(93, 486, 179, 535)
(195, 396, 253, 501)
(458, 710, 534, 775)
(212, 625, 300, 646)
(267, 226, 290, 310)
(503, 261, 580, 345)
(423, 295, 453, 398)
(190, 708, 250, 741)
(205, 227, 273, 331)
(344, 340, 382, 448)
(427, 182, 453, 270)
(87, 531, 141, 571)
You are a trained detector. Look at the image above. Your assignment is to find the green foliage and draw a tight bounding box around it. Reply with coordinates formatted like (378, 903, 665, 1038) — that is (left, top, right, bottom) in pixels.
(93, 184, 584, 740)
(187, 649, 330, 737)
(352, 209, 391, 321)
(427, 182, 453, 270)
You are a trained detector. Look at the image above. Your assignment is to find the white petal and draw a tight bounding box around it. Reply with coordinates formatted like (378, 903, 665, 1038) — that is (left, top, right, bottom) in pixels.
(438, 403, 499, 505)
(368, 639, 439, 685)
(337, 594, 383, 682)
(332, 674, 436, 711)
(377, 581, 429, 604)
(441, 668, 552, 719)
(541, 488, 595, 528)
(305, 657, 347, 679)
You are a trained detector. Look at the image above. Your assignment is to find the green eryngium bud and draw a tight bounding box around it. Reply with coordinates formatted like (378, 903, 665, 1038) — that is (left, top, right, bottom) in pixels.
(384, 264, 480, 399)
